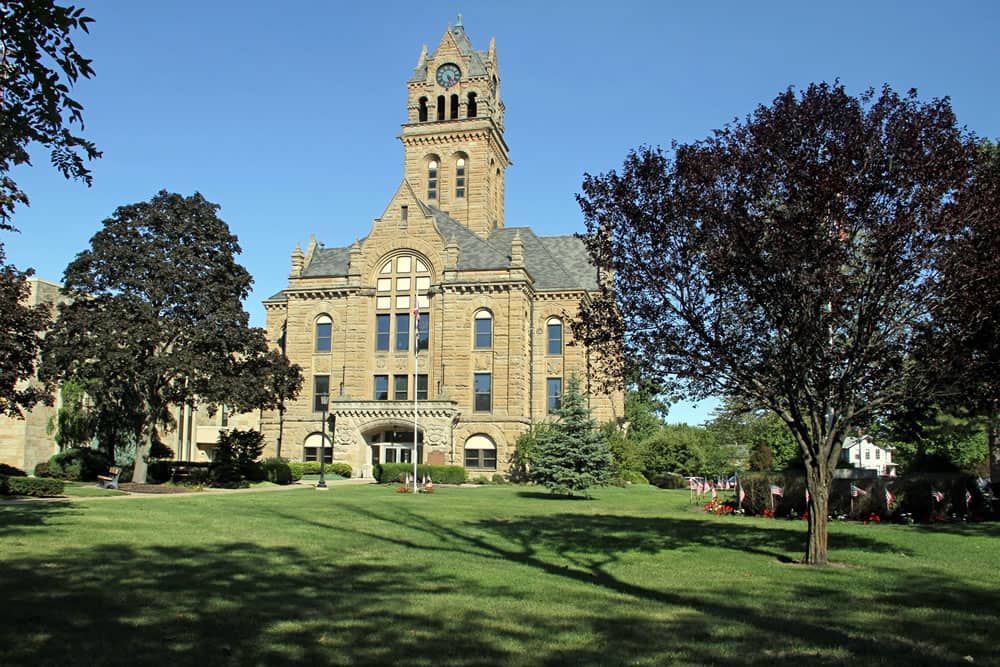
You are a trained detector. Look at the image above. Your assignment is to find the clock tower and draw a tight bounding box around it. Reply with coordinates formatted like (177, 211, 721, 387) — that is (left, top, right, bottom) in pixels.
(400, 18, 511, 238)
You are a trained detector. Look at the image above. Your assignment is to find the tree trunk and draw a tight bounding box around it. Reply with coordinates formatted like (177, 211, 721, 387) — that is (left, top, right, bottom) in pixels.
(132, 426, 154, 484)
(804, 463, 834, 565)
(989, 401, 999, 490)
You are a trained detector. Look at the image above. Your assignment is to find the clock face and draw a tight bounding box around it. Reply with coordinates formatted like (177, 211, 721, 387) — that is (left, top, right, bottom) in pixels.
(435, 63, 461, 89)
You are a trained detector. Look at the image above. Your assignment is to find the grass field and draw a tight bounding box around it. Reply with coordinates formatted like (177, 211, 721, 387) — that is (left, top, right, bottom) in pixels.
(1, 484, 997, 666)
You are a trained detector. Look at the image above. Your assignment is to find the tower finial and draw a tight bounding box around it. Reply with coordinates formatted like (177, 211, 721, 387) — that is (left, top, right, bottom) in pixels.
(456, 13, 463, 28)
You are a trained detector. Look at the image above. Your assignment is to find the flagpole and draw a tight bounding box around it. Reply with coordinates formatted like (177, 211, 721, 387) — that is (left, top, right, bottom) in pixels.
(413, 304, 419, 495)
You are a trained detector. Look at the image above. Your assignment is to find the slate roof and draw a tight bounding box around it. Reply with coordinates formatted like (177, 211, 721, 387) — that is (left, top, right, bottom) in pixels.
(270, 209, 597, 297)
(410, 24, 490, 83)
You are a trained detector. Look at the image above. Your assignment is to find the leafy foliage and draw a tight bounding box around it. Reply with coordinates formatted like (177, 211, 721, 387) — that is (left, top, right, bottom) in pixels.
(0, 475, 64, 497)
(530, 377, 613, 496)
(48, 447, 112, 481)
(0, 247, 50, 417)
(210, 429, 265, 488)
(640, 425, 706, 478)
(0, 0, 100, 227)
(41, 191, 302, 482)
(574, 83, 976, 562)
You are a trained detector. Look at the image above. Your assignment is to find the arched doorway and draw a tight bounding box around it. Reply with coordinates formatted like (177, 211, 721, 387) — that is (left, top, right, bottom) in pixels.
(366, 428, 424, 466)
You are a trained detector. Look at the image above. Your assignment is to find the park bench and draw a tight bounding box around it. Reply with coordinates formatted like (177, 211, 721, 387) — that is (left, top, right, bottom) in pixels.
(96, 466, 121, 490)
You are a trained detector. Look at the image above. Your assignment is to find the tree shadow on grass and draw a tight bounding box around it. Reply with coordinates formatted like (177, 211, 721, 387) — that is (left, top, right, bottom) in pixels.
(515, 491, 591, 500)
(322, 502, 996, 664)
(0, 500, 80, 538)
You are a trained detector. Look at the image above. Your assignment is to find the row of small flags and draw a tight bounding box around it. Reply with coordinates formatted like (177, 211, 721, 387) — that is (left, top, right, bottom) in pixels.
(710, 478, 994, 507)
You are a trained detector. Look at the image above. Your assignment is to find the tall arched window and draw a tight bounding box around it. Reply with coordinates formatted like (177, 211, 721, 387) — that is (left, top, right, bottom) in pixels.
(418, 97, 428, 122)
(546, 317, 563, 355)
(315, 315, 332, 352)
(455, 158, 466, 198)
(474, 309, 492, 348)
(467, 92, 478, 117)
(436, 95, 445, 121)
(450, 94, 459, 119)
(374, 253, 432, 355)
(427, 160, 438, 200)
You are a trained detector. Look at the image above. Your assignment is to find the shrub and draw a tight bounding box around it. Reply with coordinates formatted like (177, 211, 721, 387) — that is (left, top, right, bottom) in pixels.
(33, 461, 51, 477)
(374, 463, 466, 485)
(648, 472, 685, 489)
(48, 447, 112, 481)
(0, 463, 27, 477)
(613, 470, 649, 486)
(210, 429, 265, 488)
(2, 476, 64, 497)
(492, 473, 506, 484)
(262, 458, 292, 485)
(287, 461, 305, 481)
(330, 462, 352, 479)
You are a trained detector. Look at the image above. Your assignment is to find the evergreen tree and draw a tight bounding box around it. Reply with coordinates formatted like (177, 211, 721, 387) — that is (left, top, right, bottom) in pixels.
(530, 377, 612, 496)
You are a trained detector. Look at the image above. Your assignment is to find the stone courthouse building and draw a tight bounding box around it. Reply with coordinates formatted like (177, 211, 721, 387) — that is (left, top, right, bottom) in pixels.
(259, 19, 623, 477)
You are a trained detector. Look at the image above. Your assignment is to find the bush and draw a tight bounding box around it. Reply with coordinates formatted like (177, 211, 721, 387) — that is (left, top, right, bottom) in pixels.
(648, 472, 686, 489)
(330, 462, 352, 479)
(1, 476, 64, 497)
(613, 470, 649, 486)
(374, 463, 466, 485)
(210, 429, 265, 488)
(33, 461, 51, 477)
(0, 463, 27, 477)
(287, 461, 305, 481)
(262, 458, 292, 485)
(492, 473, 506, 484)
(48, 447, 112, 481)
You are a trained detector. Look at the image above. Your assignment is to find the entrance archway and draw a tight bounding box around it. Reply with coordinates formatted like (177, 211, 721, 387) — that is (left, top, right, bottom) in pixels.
(366, 428, 424, 466)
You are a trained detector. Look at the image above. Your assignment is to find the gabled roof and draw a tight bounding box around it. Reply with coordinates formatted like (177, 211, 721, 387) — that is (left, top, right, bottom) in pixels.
(410, 23, 490, 83)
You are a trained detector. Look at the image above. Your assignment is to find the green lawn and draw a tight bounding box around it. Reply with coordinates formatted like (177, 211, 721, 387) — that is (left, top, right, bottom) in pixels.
(1, 484, 997, 666)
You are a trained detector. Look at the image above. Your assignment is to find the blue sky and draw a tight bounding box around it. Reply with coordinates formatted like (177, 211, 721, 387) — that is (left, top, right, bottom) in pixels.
(5, 0, 998, 425)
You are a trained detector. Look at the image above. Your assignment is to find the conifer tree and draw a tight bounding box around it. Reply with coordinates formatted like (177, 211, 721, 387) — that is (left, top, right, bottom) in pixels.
(530, 376, 613, 496)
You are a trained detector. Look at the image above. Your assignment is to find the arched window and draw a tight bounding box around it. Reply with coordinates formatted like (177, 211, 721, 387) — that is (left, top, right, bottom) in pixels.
(464, 434, 496, 469)
(546, 317, 562, 355)
(418, 96, 428, 122)
(450, 94, 459, 119)
(474, 309, 492, 348)
(303, 432, 332, 464)
(467, 92, 477, 117)
(455, 158, 466, 198)
(374, 253, 432, 355)
(436, 95, 445, 121)
(427, 160, 438, 200)
(315, 314, 332, 352)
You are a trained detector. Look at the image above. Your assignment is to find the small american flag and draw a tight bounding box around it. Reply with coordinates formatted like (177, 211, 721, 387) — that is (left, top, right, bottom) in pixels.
(931, 489, 945, 503)
(966, 489, 973, 507)
(850, 484, 867, 498)
(739, 484, 746, 504)
(770, 485, 783, 497)
(885, 488, 894, 506)
(805, 488, 811, 504)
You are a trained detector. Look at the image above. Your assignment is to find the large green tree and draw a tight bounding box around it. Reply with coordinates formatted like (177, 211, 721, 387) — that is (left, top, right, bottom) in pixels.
(0, 246, 49, 416)
(574, 83, 975, 564)
(927, 141, 1000, 485)
(0, 1, 99, 416)
(41, 191, 302, 482)
(530, 376, 613, 496)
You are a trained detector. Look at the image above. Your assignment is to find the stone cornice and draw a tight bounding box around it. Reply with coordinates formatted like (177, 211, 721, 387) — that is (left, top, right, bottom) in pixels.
(329, 400, 459, 422)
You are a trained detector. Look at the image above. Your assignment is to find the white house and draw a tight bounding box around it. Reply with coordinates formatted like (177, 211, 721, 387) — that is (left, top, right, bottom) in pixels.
(840, 434, 896, 476)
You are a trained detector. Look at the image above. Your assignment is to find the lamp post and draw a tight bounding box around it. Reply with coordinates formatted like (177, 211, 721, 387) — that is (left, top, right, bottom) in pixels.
(317, 392, 329, 489)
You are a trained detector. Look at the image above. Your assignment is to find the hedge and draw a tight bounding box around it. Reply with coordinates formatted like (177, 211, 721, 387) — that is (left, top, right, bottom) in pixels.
(0, 463, 27, 477)
(725, 472, 992, 522)
(147, 460, 212, 484)
(375, 463, 466, 485)
(48, 448, 112, 481)
(1, 476, 64, 497)
(262, 458, 292, 485)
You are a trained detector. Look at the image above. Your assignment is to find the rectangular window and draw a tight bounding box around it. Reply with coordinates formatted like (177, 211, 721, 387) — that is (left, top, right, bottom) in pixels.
(304, 447, 332, 464)
(465, 448, 497, 469)
(456, 165, 466, 198)
(313, 375, 330, 412)
(417, 313, 429, 351)
(474, 316, 492, 348)
(374, 375, 388, 401)
(394, 375, 408, 401)
(474, 373, 492, 412)
(547, 377, 562, 413)
(396, 313, 410, 351)
(416, 374, 429, 400)
(375, 314, 390, 351)
(400, 205, 408, 226)
(875, 449, 881, 460)
(315, 322, 332, 352)
(547, 321, 563, 355)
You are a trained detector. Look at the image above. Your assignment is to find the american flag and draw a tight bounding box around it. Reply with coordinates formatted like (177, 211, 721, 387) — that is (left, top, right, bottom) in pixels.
(850, 484, 867, 498)
(885, 488, 894, 506)
(966, 489, 973, 507)
(770, 485, 783, 497)
(805, 488, 811, 504)
(931, 489, 945, 503)
(739, 484, 746, 504)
